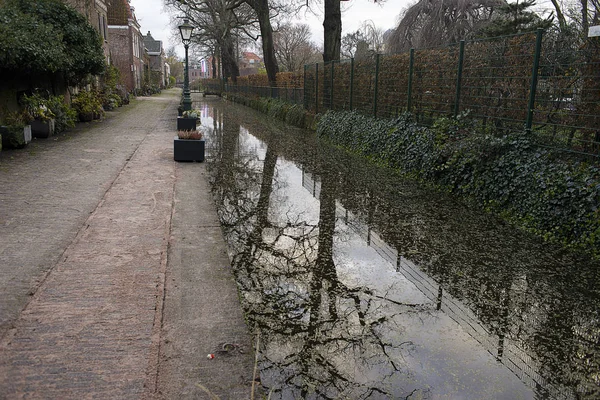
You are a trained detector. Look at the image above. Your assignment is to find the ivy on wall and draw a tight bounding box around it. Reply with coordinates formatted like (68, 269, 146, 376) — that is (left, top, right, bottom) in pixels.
(0, 0, 105, 83)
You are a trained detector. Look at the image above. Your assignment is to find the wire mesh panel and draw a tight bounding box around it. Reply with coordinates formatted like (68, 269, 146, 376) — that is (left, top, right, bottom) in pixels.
(304, 64, 317, 113)
(378, 53, 411, 118)
(332, 59, 353, 111)
(533, 35, 600, 157)
(322, 61, 334, 110)
(352, 57, 377, 116)
(461, 33, 536, 134)
(411, 45, 460, 126)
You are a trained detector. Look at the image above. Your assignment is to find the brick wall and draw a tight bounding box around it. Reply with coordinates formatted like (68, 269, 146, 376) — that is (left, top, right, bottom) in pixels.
(108, 27, 134, 91)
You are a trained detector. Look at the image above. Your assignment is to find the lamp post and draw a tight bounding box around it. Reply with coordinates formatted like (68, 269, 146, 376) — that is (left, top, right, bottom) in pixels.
(178, 19, 194, 111)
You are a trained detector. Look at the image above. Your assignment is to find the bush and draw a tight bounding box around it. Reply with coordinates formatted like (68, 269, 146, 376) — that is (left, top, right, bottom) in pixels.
(47, 95, 77, 133)
(0, 110, 32, 148)
(72, 89, 104, 118)
(0, 0, 105, 82)
(224, 93, 318, 131)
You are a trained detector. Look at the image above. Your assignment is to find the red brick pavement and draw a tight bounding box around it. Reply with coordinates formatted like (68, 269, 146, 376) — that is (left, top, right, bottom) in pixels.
(0, 96, 176, 398)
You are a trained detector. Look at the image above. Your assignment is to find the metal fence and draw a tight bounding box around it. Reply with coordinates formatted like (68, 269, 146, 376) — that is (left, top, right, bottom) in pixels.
(203, 30, 600, 158)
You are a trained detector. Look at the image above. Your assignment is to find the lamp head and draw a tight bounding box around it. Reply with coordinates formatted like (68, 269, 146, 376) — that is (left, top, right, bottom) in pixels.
(178, 19, 194, 45)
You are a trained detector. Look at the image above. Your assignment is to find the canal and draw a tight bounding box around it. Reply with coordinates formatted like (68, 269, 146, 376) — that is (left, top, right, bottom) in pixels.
(197, 97, 599, 399)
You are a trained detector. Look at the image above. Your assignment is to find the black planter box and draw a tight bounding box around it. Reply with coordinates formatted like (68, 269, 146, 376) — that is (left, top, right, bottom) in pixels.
(177, 117, 197, 131)
(174, 137, 205, 162)
(31, 118, 55, 138)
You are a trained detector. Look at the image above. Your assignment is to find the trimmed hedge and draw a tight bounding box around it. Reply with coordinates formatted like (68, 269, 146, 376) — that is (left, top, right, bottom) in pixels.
(223, 93, 319, 130)
(317, 110, 600, 257)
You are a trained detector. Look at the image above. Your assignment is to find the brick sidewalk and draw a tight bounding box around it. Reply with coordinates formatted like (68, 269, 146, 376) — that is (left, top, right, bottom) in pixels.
(0, 91, 256, 399)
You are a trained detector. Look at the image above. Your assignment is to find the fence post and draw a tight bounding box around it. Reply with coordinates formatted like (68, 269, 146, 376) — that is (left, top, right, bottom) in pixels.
(407, 48, 414, 113)
(526, 28, 544, 133)
(454, 40, 465, 117)
(330, 61, 335, 110)
(315, 63, 319, 114)
(373, 54, 380, 117)
(303, 64, 307, 109)
(350, 58, 355, 111)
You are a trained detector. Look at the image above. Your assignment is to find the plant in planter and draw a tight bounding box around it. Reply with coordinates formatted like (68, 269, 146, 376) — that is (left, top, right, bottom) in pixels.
(72, 89, 104, 122)
(46, 95, 77, 134)
(174, 129, 205, 162)
(182, 109, 200, 120)
(22, 93, 56, 138)
(0, 110, 33, 149)
(177, 109, 201, 131)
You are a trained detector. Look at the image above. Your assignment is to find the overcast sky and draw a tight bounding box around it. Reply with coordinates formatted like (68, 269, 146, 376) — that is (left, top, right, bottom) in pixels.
(129, 0, 413, 58)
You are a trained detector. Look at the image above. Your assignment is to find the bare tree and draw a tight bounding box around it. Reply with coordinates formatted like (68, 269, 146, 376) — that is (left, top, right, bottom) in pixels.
(167, 0, 259, 82)
(550, 0, 600, 35)
(341, 20, 385, 58)
(237, 0, 280, 85)
(273, 23, 318, 71)
(387, 0, 504, 53)
(341, 30, 367, 58)
(360, 20, 385, 53)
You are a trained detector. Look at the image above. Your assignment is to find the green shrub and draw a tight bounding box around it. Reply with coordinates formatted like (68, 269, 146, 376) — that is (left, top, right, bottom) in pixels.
(47, 95, 77, 133)
(0, 110, 32, 148)
(72, 89, 104, 117)
(224, 94, 317, 130)
(21, 93, 55, 122)
(0, 0, 105, 82)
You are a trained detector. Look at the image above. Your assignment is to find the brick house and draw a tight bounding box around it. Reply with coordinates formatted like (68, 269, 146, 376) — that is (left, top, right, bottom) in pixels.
(143, 32, 168, 88)
(239, 52, 263, 76)
(107, 0, 146, 93)
(64, 0, 110, 64)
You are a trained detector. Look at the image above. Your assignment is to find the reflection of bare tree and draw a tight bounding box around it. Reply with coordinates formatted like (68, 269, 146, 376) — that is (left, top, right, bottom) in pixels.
(318, 148, 600, 400)
(207, 117, 430, 398)
(202, 99, 600, 398)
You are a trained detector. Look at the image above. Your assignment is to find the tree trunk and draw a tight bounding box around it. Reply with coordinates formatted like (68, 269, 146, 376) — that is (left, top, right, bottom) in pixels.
(323, 0, 342, 62)
(549, 0, 568, 32)
(581, 0, 589, 35)
(211, 52, 217, 79)
(220, 33, 239, 83)
(245, 0, 279, 86)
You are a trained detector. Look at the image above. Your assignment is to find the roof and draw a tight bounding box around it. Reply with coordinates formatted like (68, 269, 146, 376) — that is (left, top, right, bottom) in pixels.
(242, 52, 261, 61)
(143, 32, 163, 54)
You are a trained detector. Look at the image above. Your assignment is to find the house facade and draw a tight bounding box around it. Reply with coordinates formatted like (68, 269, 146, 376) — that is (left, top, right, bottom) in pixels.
(107, 0, 146, 93)
(239, 52, 263, 76)
(143, 32, 168, 88)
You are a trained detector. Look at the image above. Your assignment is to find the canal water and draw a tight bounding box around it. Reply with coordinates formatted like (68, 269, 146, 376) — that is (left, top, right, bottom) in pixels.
(197, 97, 599, 399)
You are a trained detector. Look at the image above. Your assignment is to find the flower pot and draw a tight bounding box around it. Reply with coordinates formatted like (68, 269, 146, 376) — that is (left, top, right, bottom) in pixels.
(0, 125, 31, 149)
(31, 118, 54, 139)
(174, 137, 205, 162)
(79, 112, 94, 122)
(177, 117, 197, 131)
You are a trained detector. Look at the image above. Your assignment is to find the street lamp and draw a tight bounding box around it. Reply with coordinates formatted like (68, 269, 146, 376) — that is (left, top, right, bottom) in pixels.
(178, 18, 194, 111)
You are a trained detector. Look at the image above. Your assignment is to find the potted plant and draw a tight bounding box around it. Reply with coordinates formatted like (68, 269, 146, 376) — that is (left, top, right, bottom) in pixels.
(72, 89, 104, 122)
(22, 93, 56, 138)
(0, 110, 33, 149)
(174, 129, 205, 162)
(46, 95, 77, 134)
(177, 109, 200, 131)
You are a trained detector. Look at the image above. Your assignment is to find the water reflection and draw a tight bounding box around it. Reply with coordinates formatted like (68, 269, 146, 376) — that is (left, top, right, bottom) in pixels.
(198, 99, 600, 399)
